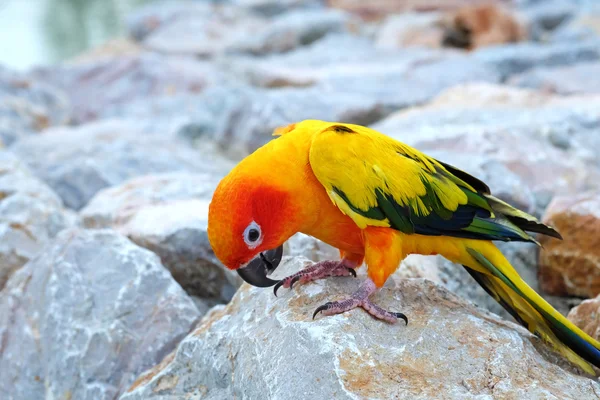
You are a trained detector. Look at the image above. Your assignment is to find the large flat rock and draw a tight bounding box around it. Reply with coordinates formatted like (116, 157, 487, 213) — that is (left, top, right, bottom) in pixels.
(122, 257, 599, 400)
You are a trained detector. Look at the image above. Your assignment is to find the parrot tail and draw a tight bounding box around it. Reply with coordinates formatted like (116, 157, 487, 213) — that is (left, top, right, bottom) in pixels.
(462, 246, 600, 375)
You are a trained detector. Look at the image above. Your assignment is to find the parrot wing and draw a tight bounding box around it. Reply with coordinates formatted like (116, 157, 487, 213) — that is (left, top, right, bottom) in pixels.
(307, 122, 559, 242)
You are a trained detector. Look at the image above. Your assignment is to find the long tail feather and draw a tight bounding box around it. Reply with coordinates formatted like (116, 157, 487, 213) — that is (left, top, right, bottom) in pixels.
(464, 247, 600, 374)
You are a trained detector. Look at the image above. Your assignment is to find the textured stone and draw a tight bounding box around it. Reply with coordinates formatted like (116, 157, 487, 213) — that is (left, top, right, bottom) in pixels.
(122, 257, 599, 400)
(539, 192, 600, 298)
(0, 66, 70, 145)
(0, 150, 77, 289)
(373, 83, 600, 209)
(568, 294, 600, 341)
(374, 12, 445, 49)
(327, 0, 500, 20)
(81, 172, 240, 303)
(473, 39, 600, 79)
(31, 53, 228, 123)
(231, 34, 499, 96)
(0, 229, 200, 400)
(133, 2, 355, 56)
(510, 62, 600, 95)
(102, 84, 388, 159)
(10, 119, 231, 210)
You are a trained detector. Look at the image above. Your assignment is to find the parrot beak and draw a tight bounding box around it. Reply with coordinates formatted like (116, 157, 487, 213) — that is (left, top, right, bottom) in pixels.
(237, 245, 283, 288)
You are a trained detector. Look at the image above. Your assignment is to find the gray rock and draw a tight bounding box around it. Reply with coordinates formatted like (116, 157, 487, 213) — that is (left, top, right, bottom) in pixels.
(0, 150, 77, 289)
(81, 172, 240, 303)
(473, 39, 600, 79)
(101, 84, 387, 159)
(230, 0, 324, 16)
(516, 0, 575, 40)
(374, 12, 445, 49)
(129, 1, 352, 56)
(510, 61, 600, 95)
(122, 257, 599, 400)
(551, 7, 600, 42)
(285, 232, 340, 262)
(373, 83, 600, 208)
(10, 119, 232, 210)
(0, 66, 70, 145)
(31, 52, 228, 123)
(0, 229, 200, 400)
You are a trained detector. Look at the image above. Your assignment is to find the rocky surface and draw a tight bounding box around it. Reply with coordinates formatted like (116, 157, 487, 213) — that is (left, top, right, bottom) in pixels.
(373, 83, 600, 210)
(510, 61, 600, 95)
(129, 2, 356, 56)
(0, 66, 70, 145)
(0, 150, 77, 290)
(2, 0, 600, 398)
(539, 192, 600, 298)
(10, 119, 232, 210)
(122, 258, 600, 400)
(81, 172, 240, 303)
(31, 52, 229, 123)
(0, 229, 201, 400)
(569, 294, 600, 341)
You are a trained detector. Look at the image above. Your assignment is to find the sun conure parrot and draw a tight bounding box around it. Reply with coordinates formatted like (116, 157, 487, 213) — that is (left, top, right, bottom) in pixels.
(207, 119, 600, 374)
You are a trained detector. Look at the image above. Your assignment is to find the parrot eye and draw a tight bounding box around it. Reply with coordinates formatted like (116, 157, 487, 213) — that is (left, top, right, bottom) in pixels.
(243, 221, 262, 249)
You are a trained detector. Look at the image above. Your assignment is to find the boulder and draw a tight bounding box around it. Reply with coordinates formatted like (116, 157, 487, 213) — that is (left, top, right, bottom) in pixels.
(81, 172, 240, 303)
(122, 257, 599, 400)
(472, 39, 600, 79)
(0, 229, 201, 400)
(0, 66, 70, 145)
(10, 119, 232, 210)
(372, 83, 600, 209)
(375, 12, 445, 49)
(0, 150, 76, 289)
(130, 1, 356, 56)
(31, 52, 228, 123)
(568, 294, 600, 341)
(510, 61, 600, 95)
(100, 84, 387, 159)
(539, 192, 600, 298)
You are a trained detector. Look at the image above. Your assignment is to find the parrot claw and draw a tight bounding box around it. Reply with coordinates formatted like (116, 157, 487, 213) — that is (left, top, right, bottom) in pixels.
(273, 259, 357, 297)
(312, 278, 408, 324)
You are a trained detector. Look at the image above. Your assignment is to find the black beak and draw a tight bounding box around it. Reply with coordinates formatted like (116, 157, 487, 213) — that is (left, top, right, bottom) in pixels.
(237, 245, 283, 288)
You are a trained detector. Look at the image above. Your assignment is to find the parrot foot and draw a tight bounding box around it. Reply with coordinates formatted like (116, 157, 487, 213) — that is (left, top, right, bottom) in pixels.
(273, 259, 357, 297)
(312, 278, 407, 324)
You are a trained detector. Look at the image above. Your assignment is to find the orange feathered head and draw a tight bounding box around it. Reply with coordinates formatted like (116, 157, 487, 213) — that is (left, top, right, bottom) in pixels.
(207, 151, 299, 287)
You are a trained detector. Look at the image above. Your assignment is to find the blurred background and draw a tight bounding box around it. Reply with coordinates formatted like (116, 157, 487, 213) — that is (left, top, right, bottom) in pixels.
(1, 0, 600, 399)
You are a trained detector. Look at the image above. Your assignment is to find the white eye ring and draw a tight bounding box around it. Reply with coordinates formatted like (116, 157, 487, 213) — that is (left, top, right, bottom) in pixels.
(243, 221, 262, 249)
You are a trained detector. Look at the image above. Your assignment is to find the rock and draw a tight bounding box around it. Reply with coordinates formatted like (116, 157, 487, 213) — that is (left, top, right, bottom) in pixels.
(327, 0, 499, 20)
(122, 257, 599, 400)
(285, 232, 340, 262)
(68, 38, 143, 64)
(10, 119, 232, 210)
(231, 0, 325, 16)
(510, 61, 600, 95)
(31, 53, 228, 123)
(81, 172, 240, 303)
(551, 6, 600, 42)
(517, 0, 575, 41)
(0, 150, 77, 290)
(101, 84, 387, 159)
(568, 295, 600, 340)
(375, 12, 445, 49)
(472, 39, 600, 79)
(129, 1, 354, 56)
(0, 229, 200, 400)
(229, 35, 499, 116)
(372, 83, 600, 209)
(538, 192, 600, 298)
(0, 66, 70, 145)
(440, 4, 527, 50)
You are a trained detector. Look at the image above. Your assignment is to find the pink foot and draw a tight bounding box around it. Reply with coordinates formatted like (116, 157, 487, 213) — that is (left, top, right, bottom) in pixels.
(273, 259, 357, 296)
(312, 278, 408, 324)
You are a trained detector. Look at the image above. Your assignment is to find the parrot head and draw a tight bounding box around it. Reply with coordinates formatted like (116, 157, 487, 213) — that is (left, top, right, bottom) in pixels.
(207, 161, 300, 288)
